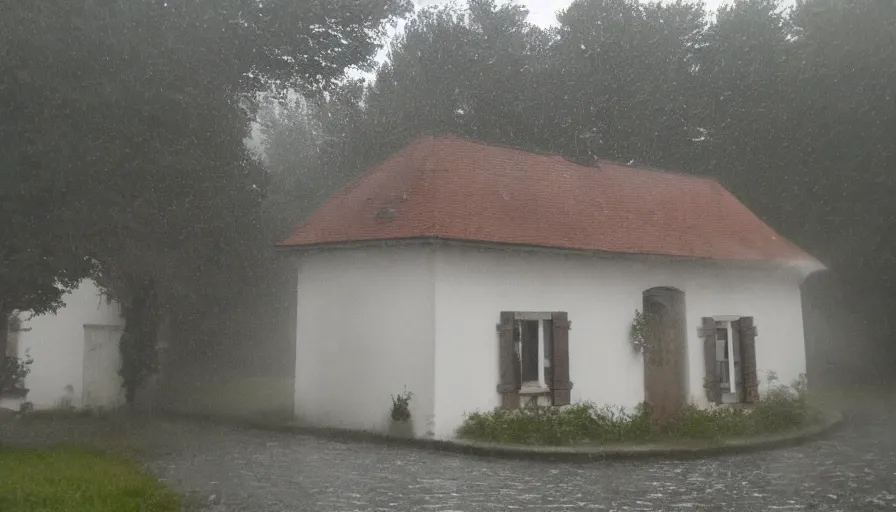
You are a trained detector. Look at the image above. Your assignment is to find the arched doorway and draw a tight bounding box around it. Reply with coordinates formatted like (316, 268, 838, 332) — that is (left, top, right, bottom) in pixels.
(642, 287, 688, 425)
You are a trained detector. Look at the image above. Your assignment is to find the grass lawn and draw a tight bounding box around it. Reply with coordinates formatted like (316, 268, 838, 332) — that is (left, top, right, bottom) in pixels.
(0, 445, 180, 512)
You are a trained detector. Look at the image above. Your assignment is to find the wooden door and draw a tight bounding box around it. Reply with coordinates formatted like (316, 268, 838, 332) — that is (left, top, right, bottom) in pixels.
(643, 289, 688, 425)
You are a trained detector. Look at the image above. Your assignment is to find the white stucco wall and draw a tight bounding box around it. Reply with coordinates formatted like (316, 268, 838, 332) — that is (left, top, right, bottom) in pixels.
(294, 245, 436, 437)
(12, 279, 124, 410)
(431, 245, 809, 439)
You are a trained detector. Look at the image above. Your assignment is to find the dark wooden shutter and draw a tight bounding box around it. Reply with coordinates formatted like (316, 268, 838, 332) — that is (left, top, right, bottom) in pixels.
(496, 311, 519, 409)
(700, 317, 721, 404)
(737, 316, 760, 403)
(550, 312, 571, 406)
(731, 319, 745, 400)
(543, 319, 553, 389)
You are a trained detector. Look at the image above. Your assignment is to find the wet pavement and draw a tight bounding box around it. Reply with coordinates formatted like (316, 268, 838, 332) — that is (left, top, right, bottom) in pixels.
(2, 404, 895, 511)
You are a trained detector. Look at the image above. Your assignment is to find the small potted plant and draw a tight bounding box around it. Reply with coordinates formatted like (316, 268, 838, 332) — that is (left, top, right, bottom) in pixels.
(388, 388, 414, 438)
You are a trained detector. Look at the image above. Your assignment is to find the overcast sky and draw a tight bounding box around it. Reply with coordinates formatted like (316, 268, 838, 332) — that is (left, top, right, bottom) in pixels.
(420, 0, 738, 28)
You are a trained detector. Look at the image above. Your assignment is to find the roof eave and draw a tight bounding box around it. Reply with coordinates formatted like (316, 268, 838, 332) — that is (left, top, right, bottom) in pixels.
(780, 257, 828, 282)
(277, 236, 826, 276)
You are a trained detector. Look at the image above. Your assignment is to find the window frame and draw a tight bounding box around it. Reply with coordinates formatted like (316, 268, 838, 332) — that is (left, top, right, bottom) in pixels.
(715, 321, 734, 393)
(513, 312, 553, 395)
(712, 315, 744, 403)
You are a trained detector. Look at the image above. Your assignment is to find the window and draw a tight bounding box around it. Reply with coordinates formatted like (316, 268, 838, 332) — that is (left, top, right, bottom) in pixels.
(715, 321, 736, 395)
(497, 311, 571, 408)
(700, 316, 759, 405)
(514, 315, 553, 392)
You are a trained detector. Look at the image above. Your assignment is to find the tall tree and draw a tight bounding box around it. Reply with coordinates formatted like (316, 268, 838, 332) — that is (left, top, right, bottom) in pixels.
(258, 97, 328, 238)
(786, 0, 896, 377)
(786, 0, 896, 273)
(1, 0, 410, 399)
(261, 0, 896, 383)
(547, 0, 707, 165)
(307, 0, 550, 190)
(693, 0, 794, 200)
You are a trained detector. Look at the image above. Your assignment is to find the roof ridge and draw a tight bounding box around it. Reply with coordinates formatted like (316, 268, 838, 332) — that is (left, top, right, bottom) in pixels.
(428, 134, 720, 184)
(588, 158, 722, 184)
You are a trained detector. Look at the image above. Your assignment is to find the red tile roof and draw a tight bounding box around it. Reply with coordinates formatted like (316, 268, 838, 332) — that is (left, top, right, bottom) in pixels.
(280, 136, 817, 263)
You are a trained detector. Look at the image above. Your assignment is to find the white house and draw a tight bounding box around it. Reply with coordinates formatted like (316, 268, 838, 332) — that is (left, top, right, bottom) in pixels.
(279, 135, 825, 440)
(2, 279, 125, 411)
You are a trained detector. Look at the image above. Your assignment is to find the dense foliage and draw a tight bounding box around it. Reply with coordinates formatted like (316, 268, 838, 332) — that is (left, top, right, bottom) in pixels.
(264, 0, 896, 382)
(0, 0, 409, 398)
(2, 0, 892, 401)
(0, 354, 32, 394)
(456, 377, 820, 445)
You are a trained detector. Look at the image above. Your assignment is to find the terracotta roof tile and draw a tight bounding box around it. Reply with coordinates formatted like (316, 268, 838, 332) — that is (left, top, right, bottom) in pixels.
(280, 136, 818, 263)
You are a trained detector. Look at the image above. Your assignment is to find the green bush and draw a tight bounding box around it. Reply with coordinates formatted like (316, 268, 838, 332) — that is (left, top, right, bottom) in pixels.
(457, 376, 821, 445)
(0, 352, 32, 392)
(749, 374, 822, 434)
(457, 403, 654, 445)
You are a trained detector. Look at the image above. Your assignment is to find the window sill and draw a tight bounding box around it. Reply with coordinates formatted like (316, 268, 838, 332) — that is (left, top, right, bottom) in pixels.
(721, 392, 743, 404)
(519, 385, 551, 396)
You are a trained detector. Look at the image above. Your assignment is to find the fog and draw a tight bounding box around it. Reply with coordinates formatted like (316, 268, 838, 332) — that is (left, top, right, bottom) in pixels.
(1, 0, 895, 510)
(4, 0, 893, 427)
(4, 0, 893, 431)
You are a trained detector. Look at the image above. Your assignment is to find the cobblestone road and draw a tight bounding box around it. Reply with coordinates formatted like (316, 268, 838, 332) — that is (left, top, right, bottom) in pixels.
(3, 406, 896, 511)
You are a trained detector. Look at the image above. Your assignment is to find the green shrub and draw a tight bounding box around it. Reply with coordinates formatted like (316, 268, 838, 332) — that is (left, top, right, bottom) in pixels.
(456, 402, 656, 445)
(749, 374, 821, 433)
(0, 351, 32, 392)
(659, 405, 747, 440)
(456, 375, 821, 445)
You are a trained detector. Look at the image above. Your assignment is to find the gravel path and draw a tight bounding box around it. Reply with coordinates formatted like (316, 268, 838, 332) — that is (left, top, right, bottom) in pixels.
(2, 406, 895, 511)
